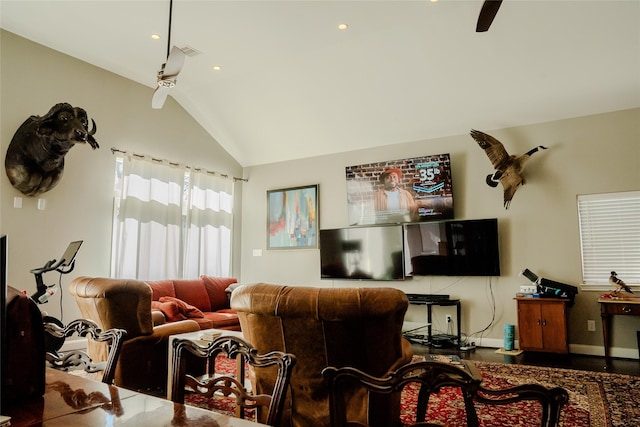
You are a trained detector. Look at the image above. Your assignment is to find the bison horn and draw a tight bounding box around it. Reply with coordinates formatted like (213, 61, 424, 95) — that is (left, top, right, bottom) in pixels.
(88, 119, 97, 135)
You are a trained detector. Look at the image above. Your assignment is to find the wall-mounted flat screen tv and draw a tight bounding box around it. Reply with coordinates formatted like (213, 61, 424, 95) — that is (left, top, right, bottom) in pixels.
(345, 154, 454, 226)
(320, 225, 405, 281)
(404, 218, 500, 277)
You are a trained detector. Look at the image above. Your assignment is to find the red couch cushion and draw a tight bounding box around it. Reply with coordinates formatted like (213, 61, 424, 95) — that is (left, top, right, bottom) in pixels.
(151, 300, 186, 322)
(203, 310, 241, 329)
(173, 279, 211, 312)
(146, 280, 176, 300)
(159, 296, 204, 318)
(201, 276, 237, 311)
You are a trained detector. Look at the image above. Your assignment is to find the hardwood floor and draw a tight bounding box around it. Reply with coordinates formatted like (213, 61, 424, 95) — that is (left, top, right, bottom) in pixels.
(410, 342, 640, 376)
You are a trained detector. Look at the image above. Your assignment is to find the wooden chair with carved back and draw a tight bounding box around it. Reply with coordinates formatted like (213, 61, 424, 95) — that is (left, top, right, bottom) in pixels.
(323, 359, 569, 427)
(323, 360, 483, 427)
(475, 381, 569, 427)
(43, 318, 126, 385)
(169, 335, 296, 427)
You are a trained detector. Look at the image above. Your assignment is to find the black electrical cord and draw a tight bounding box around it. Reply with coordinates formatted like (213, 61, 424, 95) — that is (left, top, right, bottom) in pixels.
(462, 276, 497, 346)
(57, 270, 64, 321)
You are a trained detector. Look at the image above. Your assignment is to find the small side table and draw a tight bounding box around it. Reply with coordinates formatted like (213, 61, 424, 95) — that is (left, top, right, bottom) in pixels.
(408, 299, 461, 348)
(598, 297, 640, 360)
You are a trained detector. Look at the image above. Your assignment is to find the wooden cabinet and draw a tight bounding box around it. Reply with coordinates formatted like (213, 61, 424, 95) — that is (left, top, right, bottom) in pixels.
(516, 298, 569, 354)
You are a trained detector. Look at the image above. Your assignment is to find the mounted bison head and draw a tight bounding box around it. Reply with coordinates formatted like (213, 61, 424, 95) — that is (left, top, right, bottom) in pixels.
(5, 103, 99, 196)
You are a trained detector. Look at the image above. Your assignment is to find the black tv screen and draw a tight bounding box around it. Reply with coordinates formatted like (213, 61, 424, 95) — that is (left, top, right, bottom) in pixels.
(320, 225, 405, 281)
(404, 218, 500, 277)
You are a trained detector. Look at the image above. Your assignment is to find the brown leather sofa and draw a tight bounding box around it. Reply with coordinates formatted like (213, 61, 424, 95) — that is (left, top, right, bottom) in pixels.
(69, 276, 201, 392)
(230, 283, 413, 427)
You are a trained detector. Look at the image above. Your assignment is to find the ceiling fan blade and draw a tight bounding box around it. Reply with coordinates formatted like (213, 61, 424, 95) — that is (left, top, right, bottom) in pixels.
(163, 46, 186, 78)
(476, 0, 503, 32)
(152, 85, 171, 109)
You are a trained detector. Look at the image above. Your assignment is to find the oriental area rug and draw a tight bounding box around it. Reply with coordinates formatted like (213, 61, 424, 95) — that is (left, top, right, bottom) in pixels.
(183, 356, 640, 427)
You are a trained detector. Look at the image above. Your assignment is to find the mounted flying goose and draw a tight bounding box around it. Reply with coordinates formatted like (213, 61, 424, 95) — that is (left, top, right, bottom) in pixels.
(470, 129, 548, 209)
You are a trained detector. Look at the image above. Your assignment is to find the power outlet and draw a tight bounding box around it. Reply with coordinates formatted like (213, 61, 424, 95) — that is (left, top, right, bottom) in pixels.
(445, 314, 452, 324)
(587, 320, 596, 331)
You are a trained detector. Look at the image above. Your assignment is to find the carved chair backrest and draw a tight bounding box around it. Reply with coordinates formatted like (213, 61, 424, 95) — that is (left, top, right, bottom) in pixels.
(170, 335, 296, 427)
(323, 360, 569, 427)
(43, 318, 126, 384)
(323, 360, 481, 427)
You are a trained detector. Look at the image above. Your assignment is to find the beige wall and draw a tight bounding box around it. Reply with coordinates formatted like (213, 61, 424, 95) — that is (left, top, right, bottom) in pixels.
(3, 30, 640, 357)
(241, 108, 640, 356)
(1, 30, 243, 322)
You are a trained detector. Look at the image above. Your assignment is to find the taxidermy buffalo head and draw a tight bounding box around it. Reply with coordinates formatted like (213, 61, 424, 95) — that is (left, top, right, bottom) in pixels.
(5, 103, 99, 196)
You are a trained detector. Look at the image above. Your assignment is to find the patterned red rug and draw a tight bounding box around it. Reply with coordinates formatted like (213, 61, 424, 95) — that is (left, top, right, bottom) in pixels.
(184, 356, 640, 427)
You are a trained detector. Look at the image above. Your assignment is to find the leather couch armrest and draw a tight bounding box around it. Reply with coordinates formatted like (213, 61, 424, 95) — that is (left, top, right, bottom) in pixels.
(152, 320, 200, 338)
(115, 320, 200, 391)
(123, 320, 200, 346)
(151, 309, 167, 326)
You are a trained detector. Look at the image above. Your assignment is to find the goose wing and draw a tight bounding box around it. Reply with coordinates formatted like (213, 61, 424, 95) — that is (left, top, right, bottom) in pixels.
(470, 129, 510, 170)
(499, 169, 523, 209)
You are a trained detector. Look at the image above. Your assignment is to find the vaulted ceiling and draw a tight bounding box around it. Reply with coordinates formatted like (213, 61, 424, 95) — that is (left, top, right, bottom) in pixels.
(1, 1, 639, 167)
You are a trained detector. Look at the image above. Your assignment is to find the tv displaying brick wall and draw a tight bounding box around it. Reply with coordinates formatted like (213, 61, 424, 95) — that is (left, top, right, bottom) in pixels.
(346, 154, 454, 225)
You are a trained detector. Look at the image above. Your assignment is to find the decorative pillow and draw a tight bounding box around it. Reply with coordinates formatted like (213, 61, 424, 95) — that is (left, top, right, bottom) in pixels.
(159, 296, 205, 318)
(201, 276, 238, 311)
(151, 300, 187, 322)
(173, 279, 211, 312)
(146, 280, 176, 300)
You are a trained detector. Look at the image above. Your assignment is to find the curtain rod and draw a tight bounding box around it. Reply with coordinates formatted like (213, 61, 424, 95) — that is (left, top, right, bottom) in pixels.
(110, 147, 248, 183)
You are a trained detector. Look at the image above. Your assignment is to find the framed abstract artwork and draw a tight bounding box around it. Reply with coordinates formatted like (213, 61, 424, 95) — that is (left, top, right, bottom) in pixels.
(267, 184, 319, 250)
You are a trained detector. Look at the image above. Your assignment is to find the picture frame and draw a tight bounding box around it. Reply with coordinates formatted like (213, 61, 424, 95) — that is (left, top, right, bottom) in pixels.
(267, 184, 319, 250)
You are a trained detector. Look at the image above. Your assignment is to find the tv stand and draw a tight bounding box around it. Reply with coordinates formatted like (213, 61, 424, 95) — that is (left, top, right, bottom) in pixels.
(404, 297, 461, 348)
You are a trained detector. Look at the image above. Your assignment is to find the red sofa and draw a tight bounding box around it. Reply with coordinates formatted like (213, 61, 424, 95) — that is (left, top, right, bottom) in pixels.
(147, 276, 241, 331)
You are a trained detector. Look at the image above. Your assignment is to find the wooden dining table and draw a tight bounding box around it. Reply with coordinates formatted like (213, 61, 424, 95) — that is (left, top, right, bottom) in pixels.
(3, 368, 268, 426)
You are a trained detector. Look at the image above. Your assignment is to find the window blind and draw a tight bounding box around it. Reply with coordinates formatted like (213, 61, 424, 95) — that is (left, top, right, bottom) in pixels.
(577, 191, 640, 287)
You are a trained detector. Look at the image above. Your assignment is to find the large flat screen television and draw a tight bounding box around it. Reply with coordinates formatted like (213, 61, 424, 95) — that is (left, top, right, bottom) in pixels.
(404, 218, 500, 277)
(320, 225, 405, 281)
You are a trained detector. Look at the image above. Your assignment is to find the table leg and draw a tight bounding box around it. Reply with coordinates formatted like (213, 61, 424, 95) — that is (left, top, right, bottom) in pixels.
(427, 305, 433, 344)
(601, 311, 611, 360)
(456, 301, 462, 347)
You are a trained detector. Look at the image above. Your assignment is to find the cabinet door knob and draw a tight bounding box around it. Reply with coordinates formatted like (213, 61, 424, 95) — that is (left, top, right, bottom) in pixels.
(542, 320, 547, 326)
(623, 306, 632, 313)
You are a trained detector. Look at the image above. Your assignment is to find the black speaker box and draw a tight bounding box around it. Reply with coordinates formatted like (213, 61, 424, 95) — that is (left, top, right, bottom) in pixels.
(537, 278, 579, 304)
(2, 286, 45, 405)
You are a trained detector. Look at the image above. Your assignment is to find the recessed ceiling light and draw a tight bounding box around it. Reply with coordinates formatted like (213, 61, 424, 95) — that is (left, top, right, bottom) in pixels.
(212, 66, 222, 71)
(338, 23, 349, 31)
(151, 34, 161, 40)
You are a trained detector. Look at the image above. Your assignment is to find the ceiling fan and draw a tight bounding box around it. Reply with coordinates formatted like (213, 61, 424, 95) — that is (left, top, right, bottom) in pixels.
(152, 0, 186, 109)
(476, 0, 503, 32)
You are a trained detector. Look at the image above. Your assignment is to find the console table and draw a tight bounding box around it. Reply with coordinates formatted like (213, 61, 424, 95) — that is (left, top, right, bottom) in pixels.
(598, 297, 640, 360)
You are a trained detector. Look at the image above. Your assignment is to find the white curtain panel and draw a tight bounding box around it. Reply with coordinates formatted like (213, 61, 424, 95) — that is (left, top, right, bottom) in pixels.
(111, 155, 185, 280)
(111, 155, 233, 280)
(183, 170, 234, 278)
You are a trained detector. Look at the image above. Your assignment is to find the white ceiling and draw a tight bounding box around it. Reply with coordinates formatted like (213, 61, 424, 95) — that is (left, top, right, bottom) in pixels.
(1, 1, 639, 167)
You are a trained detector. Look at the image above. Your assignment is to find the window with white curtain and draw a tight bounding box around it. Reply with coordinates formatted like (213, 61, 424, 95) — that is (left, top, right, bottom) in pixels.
(111, 155, 233, 280)
(577, 191, 640, 288)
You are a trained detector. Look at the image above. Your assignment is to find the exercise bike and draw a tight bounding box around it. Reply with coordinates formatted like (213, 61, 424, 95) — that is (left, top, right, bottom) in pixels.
(30, 241, 83, 353)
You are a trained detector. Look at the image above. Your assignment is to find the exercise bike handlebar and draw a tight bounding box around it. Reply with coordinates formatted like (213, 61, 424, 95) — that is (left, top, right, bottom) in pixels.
(29, 258, 75, 275)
